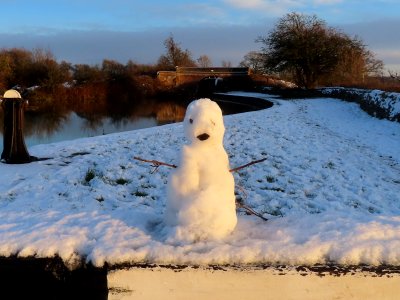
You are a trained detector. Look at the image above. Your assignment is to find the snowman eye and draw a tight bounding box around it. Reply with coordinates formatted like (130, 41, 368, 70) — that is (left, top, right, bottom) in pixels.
(189, 118, 193, 124)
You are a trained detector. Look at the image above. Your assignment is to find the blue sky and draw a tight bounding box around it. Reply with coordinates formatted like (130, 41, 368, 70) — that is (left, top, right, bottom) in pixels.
(1, 0, 399, 71)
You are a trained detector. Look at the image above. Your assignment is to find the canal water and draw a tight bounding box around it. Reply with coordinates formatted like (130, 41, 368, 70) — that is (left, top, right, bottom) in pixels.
(0, 95, 272, 150)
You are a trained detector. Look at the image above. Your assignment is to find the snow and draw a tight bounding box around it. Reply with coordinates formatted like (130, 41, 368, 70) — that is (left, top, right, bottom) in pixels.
(368, 89, 400, 119)
(165, 99, 237, 241)
(0, 92, 399, 268)
(320, 87, 400, 121)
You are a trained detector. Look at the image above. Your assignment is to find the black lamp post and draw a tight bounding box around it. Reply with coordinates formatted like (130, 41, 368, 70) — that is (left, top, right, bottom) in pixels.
(1, 89, 32, 164)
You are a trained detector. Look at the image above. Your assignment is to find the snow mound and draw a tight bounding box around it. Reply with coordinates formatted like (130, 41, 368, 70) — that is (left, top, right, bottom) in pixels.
(320, 87, 400, 122)
(0, 93, 399, 267)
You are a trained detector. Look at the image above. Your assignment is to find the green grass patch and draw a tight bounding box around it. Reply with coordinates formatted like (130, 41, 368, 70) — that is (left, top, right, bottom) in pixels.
(84, 168, 96, 184)
(115, 178, 130, 185)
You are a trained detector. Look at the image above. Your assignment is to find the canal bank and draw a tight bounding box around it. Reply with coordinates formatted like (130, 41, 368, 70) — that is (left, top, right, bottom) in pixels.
(0, 92, 399, 299)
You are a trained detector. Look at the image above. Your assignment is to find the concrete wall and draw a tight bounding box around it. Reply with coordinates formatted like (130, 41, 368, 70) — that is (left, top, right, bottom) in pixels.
(108, 265, 400, 300)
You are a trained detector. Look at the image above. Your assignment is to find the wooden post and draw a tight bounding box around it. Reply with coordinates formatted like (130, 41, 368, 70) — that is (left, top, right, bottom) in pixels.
(1, 89, 32, 164)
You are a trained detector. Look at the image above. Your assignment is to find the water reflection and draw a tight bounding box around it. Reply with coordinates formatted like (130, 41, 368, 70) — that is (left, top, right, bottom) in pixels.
(0, 95, 272, 149)
(0, 99, 186, 148)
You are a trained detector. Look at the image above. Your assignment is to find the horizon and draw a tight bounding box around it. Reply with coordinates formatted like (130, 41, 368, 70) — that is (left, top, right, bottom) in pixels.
(1, 0, 399, 72)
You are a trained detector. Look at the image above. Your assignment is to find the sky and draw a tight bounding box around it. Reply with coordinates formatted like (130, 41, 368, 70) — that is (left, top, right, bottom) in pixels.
(0, 0, 399, 72)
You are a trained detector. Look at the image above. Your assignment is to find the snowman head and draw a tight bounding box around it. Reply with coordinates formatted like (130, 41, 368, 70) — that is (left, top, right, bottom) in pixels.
(184, 98, 225, 146)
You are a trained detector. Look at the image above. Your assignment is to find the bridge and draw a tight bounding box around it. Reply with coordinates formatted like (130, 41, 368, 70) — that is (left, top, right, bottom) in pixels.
(157, 67, 250, 87)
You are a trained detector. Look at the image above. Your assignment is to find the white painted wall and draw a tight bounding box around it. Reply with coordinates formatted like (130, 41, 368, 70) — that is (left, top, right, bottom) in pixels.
(108, 266, 400, 300)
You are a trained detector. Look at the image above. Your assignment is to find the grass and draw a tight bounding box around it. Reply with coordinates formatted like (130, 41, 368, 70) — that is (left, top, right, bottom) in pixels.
(96, 196, 105, 202)
(133, 190, 149, 197)
(84, 168, 96, 184)
(115, 178, 130, 185)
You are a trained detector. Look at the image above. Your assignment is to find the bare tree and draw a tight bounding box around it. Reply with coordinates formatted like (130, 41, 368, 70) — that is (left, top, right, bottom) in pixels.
(72, 64, 104, 84)
(388, 70, 400, 81)
(0, 48, 71, 90)
(239, 51, 266, 74)
(327, 37, 383, 85)
(197, 55, 212, 68)
(102, 59, 126, 81)
(221, 60, 232, 67)
(257, 13, 383, 88)
(157, 35, 197, 70)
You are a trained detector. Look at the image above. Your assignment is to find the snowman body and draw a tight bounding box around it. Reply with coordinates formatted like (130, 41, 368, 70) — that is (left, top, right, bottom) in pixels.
(165, 98, 237, 240)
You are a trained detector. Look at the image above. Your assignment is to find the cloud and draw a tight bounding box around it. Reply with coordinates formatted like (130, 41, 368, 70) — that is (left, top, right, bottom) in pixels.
(374, 50, 400, 71)
(313, 0, 343, 4)
(378, 50, 400, 60)
(223, 0, 267, 9)
(223, 0, 342, 11)
(340, 19, 400, 71)
(341, 19, 400, 49)
(0, 25, 267, 66)
(223, 0, 303, 14)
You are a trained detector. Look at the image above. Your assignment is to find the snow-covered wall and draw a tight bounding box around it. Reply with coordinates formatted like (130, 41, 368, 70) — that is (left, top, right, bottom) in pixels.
(320, 88, 400, 122)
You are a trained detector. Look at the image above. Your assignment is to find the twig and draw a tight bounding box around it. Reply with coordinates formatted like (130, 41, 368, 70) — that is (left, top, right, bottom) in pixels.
(229, 157, 267, 173)
(235, 184, 248, 201)
(133, 156, 177, 168)
(236, 202, 268, 221)
(235, 183, 268, 221)
(134, 156, 268, 221)
(134, 156, 177, 173)
(134, 156, 267, 174)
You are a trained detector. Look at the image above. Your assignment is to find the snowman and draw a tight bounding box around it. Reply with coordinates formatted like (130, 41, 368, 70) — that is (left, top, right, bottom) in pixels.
(165, 98, 237, 241)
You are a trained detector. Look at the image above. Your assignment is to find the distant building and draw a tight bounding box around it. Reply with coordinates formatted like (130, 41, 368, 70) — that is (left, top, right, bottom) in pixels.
(157, 67, 250, 87)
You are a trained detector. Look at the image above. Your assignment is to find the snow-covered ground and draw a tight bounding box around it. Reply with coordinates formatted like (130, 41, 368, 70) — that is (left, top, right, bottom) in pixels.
(320, 87, 400, 121)
(0, 92, 399, 268)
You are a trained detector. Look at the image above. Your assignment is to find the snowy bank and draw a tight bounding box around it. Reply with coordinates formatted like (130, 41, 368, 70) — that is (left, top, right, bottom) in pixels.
(320, 87, 400, 122)
(0, 93, 399, 268)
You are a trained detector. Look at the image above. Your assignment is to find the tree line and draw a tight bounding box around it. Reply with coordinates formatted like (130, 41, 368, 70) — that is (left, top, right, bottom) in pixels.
(0, 34, 219, 112)
(0, 35, 214, 93)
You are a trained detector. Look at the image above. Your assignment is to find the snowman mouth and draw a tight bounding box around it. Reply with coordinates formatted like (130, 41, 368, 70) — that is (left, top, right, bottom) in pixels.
(197, 133, 210, 141)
